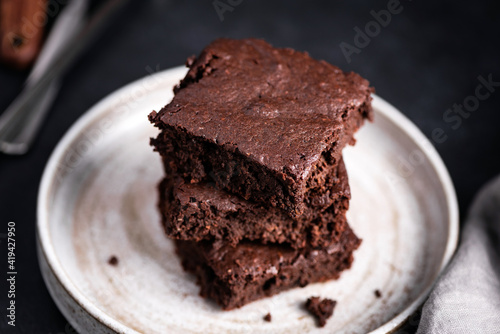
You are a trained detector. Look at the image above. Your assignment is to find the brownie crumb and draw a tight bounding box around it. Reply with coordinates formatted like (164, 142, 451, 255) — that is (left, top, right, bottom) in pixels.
(374, 289, 382, 298)
(305, 297, 336, 327)
(263, 313, 272, 322)
(186, 55, 197, 67)
(108, 256, 119, 266)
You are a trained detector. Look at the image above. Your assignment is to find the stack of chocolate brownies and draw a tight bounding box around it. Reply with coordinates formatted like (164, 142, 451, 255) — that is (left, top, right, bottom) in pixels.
(149, 38, 373, 310)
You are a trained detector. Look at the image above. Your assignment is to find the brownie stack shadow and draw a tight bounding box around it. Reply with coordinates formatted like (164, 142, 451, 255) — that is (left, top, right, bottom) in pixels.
(149, 38, 373, 310)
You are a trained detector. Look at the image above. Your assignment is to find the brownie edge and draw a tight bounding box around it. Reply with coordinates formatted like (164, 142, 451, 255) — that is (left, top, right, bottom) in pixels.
(174, 225, 361, 310)
(159, 159, 350, 249)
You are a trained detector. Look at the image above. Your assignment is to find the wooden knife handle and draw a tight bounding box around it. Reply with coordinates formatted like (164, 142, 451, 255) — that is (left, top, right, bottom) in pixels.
(0, 0, 47, 69)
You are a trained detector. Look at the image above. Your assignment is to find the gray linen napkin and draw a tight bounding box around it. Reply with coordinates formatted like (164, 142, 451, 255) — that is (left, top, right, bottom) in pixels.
(416, 175, 500, 333)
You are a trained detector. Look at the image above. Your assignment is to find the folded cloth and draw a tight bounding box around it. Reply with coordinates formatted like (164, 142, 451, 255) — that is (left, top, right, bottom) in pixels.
(417, 175, 500, 334)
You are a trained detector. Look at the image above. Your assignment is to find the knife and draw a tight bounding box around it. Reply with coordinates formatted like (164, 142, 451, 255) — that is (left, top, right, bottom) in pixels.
(0, 0, 130, 155)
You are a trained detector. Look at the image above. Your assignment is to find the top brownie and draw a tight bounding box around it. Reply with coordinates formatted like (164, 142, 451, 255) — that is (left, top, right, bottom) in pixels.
(149, 38, 373, 217)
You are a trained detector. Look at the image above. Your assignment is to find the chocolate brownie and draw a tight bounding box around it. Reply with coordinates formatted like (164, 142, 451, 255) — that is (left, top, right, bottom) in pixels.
(159, 159, 350, 249)
(305, 297, 336, 327)
(149, 38, 373, 218)
(174, 225, 361, 310)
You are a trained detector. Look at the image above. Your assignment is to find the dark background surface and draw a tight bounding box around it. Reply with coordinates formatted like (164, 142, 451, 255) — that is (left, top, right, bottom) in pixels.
(0, 0, 499, 333)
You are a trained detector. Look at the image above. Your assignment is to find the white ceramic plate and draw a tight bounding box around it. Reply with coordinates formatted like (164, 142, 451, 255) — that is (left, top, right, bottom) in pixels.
(37, 66, 458, 334)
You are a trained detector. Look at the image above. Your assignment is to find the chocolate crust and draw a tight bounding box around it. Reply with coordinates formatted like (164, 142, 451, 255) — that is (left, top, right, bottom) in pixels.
(159, 159, 350, 249)
(174, 225, 361, 310)
(149, 38, 373, 218)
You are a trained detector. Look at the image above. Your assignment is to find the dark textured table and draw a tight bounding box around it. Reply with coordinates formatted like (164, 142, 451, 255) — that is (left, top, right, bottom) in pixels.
(0, 0, 498, 333)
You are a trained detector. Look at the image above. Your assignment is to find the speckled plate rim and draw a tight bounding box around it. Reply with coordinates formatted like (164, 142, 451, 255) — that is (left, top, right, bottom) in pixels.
(37, 66, 459, 334)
